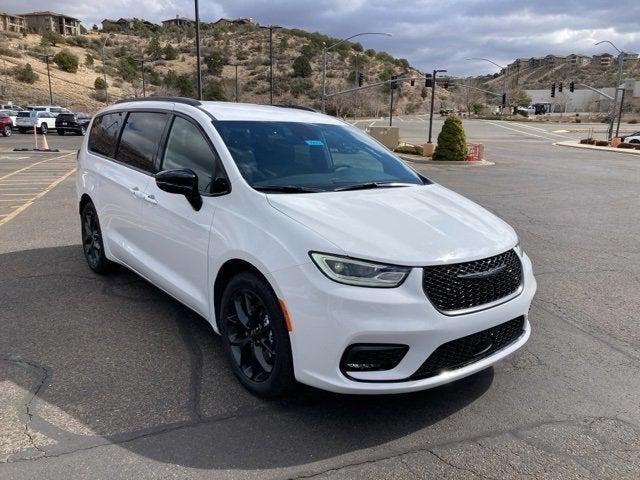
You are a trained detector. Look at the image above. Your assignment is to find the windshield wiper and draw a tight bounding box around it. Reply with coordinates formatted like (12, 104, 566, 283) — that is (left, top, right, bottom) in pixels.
(253, 185, 323, 193)
(333, 182, 416, 192)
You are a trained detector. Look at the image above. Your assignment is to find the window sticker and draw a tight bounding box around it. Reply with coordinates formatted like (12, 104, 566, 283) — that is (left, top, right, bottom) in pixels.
(305, 139, 324, 146)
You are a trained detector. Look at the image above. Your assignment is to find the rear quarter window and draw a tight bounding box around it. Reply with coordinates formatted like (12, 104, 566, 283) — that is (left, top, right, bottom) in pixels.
(114, 112, 168, 172)
(88, 112, 125, 158)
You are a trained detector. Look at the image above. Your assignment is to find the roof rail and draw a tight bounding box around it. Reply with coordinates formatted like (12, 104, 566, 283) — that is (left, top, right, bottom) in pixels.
(273, 104, 318, 113)
(114, 96, 201, 107)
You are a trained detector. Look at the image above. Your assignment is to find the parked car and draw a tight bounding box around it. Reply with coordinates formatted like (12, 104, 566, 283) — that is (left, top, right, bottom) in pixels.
(76, 98, 536, 397)
(15, 110, 57, 134)
(26, 105, 70, 116)
(0, 109, 17, 128)
(623, 131, 640, 143)
(0, 104, 23, 111)
(55, 112, 91, 135)
(0, 113, 12, 136)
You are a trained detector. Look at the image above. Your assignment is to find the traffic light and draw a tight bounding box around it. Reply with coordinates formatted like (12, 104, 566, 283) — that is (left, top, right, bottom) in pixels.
(390, 75, 398, 90)
(425, 74, 433, 88)
(569, 81, 575, 93)
(558, 82, 563, 93)
(443, 80, 449, 90)
(551, 83, 556, 98)
(358, 72, 364, 87)
(501, 93, 506, 108)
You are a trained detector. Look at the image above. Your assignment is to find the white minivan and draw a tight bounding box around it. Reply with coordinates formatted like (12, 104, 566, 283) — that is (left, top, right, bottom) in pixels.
(76, 98, 536, 397)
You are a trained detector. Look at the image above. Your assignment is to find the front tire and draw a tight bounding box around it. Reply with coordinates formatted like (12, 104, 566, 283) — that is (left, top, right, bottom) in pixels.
(80, 202, 112, 274)
(57, 129, 65, 136)
(79, 126, 86, 136)
(219, 272, 295, 397)
(40, 123, 48, 135)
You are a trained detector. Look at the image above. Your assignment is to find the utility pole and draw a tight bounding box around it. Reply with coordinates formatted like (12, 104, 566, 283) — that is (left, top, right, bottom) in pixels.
(43, 53, 53, 104)
(139, 58, 146, 97)
(232, 64, 239, 102)
(194, 0, 202, 100)
(101, 38, 109, 104)
(389, 76, 396, 126)
(269, 26, 274, 104)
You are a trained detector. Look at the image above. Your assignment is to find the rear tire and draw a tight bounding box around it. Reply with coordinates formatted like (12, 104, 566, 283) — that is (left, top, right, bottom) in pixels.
(40, 123, 48, 135)
(79, 126, 86, 136)
(219, 272, 295, 397)
(57, 129, 65, 136)
(2, 125, 11, 137)
(80, 202, 112, 274)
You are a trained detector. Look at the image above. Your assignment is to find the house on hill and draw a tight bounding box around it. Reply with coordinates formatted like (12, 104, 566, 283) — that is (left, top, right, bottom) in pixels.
(162, 15, 194, 28)
(20, 11, 81, 36)
(594, 52, 614, 66)
(102, 18, 157, 32)
(567, 54, 591, 67)
(0, 12, 26, 33)
(212, 17, 255, 27)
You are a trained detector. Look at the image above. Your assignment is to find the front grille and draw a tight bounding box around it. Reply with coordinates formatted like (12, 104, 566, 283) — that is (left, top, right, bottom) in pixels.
(423, 249, 522, 313)
(411, 316, 525, 380)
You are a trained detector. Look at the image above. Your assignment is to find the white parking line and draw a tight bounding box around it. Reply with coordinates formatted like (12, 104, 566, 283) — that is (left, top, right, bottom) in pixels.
(484, 121, 555, 141)
(511, 122, 573, 139)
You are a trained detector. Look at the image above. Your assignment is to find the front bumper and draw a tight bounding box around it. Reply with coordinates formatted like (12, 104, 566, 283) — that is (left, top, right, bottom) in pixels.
(268, 252, 536, 394)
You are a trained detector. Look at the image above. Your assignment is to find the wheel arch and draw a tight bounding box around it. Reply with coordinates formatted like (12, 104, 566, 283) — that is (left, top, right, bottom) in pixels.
(213, 258, 274, 331)
(79, 193, 93, 215)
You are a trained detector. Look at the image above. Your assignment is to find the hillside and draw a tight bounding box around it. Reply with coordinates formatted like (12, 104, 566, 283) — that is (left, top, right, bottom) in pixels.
(0, 22, 441, 116)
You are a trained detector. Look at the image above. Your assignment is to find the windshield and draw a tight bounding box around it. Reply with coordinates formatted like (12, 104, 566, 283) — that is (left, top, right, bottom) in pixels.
(214, 121, 424, 192)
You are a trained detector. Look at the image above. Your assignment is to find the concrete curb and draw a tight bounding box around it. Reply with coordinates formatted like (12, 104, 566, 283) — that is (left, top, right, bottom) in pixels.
(554, 140, 640, 156)
(398, 154, 495, 166)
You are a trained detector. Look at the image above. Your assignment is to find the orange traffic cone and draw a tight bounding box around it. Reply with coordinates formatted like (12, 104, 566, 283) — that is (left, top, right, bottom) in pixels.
(40, 133, 49, 151)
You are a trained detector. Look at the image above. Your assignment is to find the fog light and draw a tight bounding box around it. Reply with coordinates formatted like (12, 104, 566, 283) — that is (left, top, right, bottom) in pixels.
(340, 344, 409, 373)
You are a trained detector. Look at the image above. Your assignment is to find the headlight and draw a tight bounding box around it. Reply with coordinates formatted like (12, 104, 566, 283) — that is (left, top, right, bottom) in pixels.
(310, 252, 410, 288)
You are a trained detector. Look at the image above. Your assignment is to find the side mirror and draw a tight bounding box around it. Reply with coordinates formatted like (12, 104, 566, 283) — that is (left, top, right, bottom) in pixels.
(155, 169, 202, 211)
(211, 177, 231, 195)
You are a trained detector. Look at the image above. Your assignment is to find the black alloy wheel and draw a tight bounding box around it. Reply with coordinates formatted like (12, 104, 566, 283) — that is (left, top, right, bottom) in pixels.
(81, 202, 111, 273)
(220, 272, 295, 397)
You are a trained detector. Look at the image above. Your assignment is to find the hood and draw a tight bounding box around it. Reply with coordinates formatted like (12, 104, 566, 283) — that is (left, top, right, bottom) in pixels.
(267, 184, 518, 266)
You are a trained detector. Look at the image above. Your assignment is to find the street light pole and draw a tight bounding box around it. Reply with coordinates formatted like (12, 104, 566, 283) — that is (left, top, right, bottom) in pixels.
(596, 41, 624, 141)
(194, 0, 202, 100)
(231, 63, 239, 102)
(321, 32, 392, 113)
(269, 26, 274, 104)
(140, 58, 146, 97)
(466, 58, 506, 116)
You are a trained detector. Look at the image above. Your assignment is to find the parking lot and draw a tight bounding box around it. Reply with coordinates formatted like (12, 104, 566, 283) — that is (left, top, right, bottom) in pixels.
(1, 120, 639, 479)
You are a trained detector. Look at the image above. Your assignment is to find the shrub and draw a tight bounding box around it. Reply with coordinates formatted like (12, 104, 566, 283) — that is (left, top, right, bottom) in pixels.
(433, 116, 467, 161)
(595, 140, 609, 147)
(579, 139, 595, 145)
(204, 50, 227, 76)
(14, 63, 39, 83)
(146, 36, 163, 61)
(629, 119, 638, 124)
(0, 45, 21, 58)
(394, 144, 423, 155)
(203, 79, 226, 101)
(40, 30, 64, 46)
(53, 49, 79, 73)
(617, 143, 635, 149)
(163, 70, 194, 96)
(117, 56, 138, 82)
(289, 78, 314, 97)
(66, 35, 89, 48)
(85, 53, 94, 66)
(292, 55, 311, 78)
(94, 76, 108, 90)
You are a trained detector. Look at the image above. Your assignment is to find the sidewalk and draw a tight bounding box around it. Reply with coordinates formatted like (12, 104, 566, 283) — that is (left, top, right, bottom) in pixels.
(554, 140, 640, 156)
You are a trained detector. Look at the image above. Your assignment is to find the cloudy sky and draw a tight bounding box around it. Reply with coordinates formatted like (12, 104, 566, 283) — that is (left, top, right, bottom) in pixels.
(5, 0, 640, 75)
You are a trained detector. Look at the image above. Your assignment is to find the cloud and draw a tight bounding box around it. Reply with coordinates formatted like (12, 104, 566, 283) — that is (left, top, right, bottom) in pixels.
(4, 0, 639, 74)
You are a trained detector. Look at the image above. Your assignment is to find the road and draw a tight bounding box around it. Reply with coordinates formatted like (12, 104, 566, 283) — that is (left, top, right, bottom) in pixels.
(1, 121, 639, 479)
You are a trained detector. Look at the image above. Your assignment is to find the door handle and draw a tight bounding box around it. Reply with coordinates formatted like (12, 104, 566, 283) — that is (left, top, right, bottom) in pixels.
(129, 186, 141, 197)
(143, 194, 158, 205)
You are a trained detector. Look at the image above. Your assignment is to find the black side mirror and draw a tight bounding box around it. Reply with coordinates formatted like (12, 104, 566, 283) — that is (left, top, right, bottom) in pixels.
(155, 169, 202, 211)
(211, 177, 231, 195)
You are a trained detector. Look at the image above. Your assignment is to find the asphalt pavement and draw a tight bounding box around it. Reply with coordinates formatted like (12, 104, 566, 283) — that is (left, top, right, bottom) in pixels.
(1, 121, 639, 479)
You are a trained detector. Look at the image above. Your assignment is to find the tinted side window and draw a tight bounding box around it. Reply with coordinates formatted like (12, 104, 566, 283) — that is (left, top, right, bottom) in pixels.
(162, 116, 220, 194)
(115, 112, 167, 173)
(88, 112, 125, 157)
